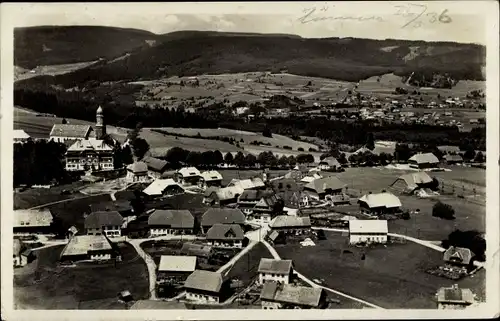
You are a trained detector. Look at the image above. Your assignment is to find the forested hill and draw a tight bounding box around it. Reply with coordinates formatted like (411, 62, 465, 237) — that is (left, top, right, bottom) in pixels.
(15, 26, 485, 87)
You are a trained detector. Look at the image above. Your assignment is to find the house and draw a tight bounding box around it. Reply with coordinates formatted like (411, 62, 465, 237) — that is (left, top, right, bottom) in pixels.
(203, 186, 242, 206)
(227, 177, 266, 191)
(300, 172, 322, 183)
(257, 258, 293, 284)
(390, 171, 434, 194)
(59, 234, 115, 263)
(444, 154, 464, 165)
(408, 153, 440, 169)
(236, 189, 275, 215)
(266, 230, 286, 245)
(250, 194, 283, 223)
(443, 246, 473, 267)
(14, 209, 54, 235)
(200, 170, 223, 188)
(358, 192, 402, 215)
(142, 156, 169, 178)
(142, 179, 185, 197)
(269, 215, 311, 234)
(206, 224, 245, 248)
(318, 157, 341, 171)
(126, 161, 149, 183)
(177, 167, 201, 186)
(200, 208, 246, 234)
(50, 124, 93, 143)
(65, 139, 115, 172)
(89, 200, 133, 217)
(85, 210, 124, 238)
(348, 220, 388, 244)
(184, 270, 224, 303)
(13, 129, 31, 143)
(180, 243, 213, 264)
(437, 145, 461, 155)
(436, 284, 475, 309)
(13, 239, 35, 267)
(303, 176, 347, 200)
(157, 255, 197, 282)
(148, 209, 195, 237)
(260, 281, 327, 309)
(280, 191, 311, 216)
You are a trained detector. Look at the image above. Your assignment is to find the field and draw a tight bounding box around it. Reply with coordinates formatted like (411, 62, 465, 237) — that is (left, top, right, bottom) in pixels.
(15, 61, 100, 82)
(275, 232, 485, 309)
(14, 242, 149, 309)
(218, 169, 289, 185)
(14, 181, 89, 209)
(225, 242, 273, 287)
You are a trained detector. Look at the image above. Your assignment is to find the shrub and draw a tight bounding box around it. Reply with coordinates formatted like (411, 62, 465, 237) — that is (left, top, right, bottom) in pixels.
(298, 147, 304, 152)
(432, 201, 455, 220)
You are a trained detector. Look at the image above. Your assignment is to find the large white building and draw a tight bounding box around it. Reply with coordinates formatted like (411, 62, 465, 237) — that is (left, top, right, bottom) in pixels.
(257, 258, 293, 285)
(348, 220, 388, 244)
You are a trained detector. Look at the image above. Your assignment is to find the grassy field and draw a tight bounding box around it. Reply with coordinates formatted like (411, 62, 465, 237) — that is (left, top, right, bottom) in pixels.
(15, 61, 99, 82)
(275, 232, 485, 309)
(218, 169, 289, 186)
(14, 181, 89, 209)
(14, 242, 149, 309)
(225, 242, 273, 287)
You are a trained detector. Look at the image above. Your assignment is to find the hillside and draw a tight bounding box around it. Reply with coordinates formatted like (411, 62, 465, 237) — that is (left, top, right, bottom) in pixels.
(15, 28, 486, 89)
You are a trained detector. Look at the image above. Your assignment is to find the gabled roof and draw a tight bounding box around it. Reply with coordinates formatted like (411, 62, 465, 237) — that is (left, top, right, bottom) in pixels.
(184, 270, 223, 293)
(443, 246, 473, 265)
(201, 208, 245, 226)
(260, 282, 323, 307)
(50, 124, 92, 138)
(254, 194, 279, 209)
(444, 154, 464, 162)
(408, 152, 439, 164)
(304, 176, 346, 194)
(158, 255, 197, 272)
(66, 139, 113, 152)
(61, 234, 113, 257)
(84, 211, 123, 229)
(228, 177, 265, 190)
(147, 209, 194, 228)
(258, 258, 292, 274)
(271, 178, 300, 193)
(13, 129, 31, 140)
(142, 179, 183, 196)
(397, 172, 433, 190)
(358, 192, 402, 208)
(349, 220, 388, 234)
(319, 157, 340, 167)
(437, 145, 461, 154)
(178, 167, 201, 178)
(437, 285, 474, 304)
(14, 209, 53, 228)
(270, 215, 311, 228)
(206, 223, 244, 240)
(142, 156, 169, 173)
(204, 186, 243, 201)
(200, 170, 223, 182)
(127, 161, 148, 174)
(238, 189, 275, 202)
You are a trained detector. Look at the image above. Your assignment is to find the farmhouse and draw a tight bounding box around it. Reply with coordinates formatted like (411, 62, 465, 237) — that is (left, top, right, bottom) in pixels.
(318, 157, 341, 171)
(258, 258, 293, 285)
(437, 145, 461, 155)
(358, 192, 402, 215)
(443, 246, 473, 267)
(260, 281, 326, 309)
(237, 189, 275, 215)
(250, 194, 284, 223)
(200, 170, 223, 188)
(203, 186, 242, 206)
(177, 167, 201, 186)
(206, 223, 245, 248)
(13, 238, 35, 267)
(13, 129, 31, 143)
(142, 156, 169, 178)
(444, 154, 464, 165)
(85, 210, 124, 238)
(157, 255, 197, 283)
(269, 215, 311, 234)
(436, 284, 475, 309)
(14, 208, 54, 235)
(200, 208, 246, 234)
(390, 171, 435, 194)
(408, 153, 440, 169)
(227, 177, 266, 191)
(126, 161, 149, 183)
(303, 176, 347, 200)
(60, 234, 115, 263)
(180, 243, 213, 264)
(142, 178, 185, 197)
(300, 172, 322, 184)
(348, 220, 388, 244)
(184, 270, 224, 303)
(65, 139, 115, 172)
(148, 209, 195, 237)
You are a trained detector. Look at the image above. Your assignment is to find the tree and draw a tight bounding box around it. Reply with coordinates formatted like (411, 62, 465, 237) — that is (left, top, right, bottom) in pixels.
(224, 152, 234, 164)
(474, 151, 484, 163)
(366, 133, 375, 150)
(338, 153, 347, 165)
(244, 154, 257, 167)
(278, 155, 289, 167)
(131, 137, 150, 160)
(165, 147, 189, 165)
(186, 151, 201, 166)
(297, 147, 304, 152)
(213, 150, 223, 166)
(441, 229, 486, 262)
(463, 147, 476, 161)
(62, 118, 67, 124)
(394, 144, 411, 162)
(263, 127, 272, 138)
(287, 155, 297, 166)
(432, 201, 455, 220)
(234, 151, 245, 168)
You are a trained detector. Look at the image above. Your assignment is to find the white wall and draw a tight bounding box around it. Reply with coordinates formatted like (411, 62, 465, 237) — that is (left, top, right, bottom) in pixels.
(90, 253, 111, 260)
(258, 272, 289, 285)
(349, 234, 387, 244)
(186, 292, 219, 303)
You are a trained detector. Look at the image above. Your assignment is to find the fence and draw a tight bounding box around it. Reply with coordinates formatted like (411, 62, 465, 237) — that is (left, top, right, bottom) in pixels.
(435, 178, 485, 206)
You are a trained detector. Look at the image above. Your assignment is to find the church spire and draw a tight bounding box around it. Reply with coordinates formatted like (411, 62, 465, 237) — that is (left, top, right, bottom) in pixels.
(96, 105, 106, 139)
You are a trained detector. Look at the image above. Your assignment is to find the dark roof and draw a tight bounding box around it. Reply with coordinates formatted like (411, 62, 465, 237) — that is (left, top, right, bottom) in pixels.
(260, 282, 323, 307)
(184, 270, 223, 293)
(238, 189, 275, 202)
(84, 211, 123, 229)
(206, 224, 244, 240)
(258, 258, 292, 274)
(443, 246, 473, 265)
(89, 201, 132, 213)
(304, 176, 346, 194)
(147, 209, 194, 229)
(143, 156, 169, 173)
(201, 208, 245, 226)
(180, 243, 213, 258)
(50, 124, 91, 138)
(271, 179, 300, 193)
(444, 154, 464, 162)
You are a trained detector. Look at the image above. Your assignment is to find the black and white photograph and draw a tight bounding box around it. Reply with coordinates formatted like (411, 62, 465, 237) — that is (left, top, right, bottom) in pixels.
(1, 1, 498, 319)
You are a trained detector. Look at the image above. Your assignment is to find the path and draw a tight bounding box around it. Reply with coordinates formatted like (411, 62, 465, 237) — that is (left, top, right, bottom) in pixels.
(260, 239, 384, 309)
(217, 241, 258, 274)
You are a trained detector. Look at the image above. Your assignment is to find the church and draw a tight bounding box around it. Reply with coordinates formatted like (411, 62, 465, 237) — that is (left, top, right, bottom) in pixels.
(50, 106, 116, 172)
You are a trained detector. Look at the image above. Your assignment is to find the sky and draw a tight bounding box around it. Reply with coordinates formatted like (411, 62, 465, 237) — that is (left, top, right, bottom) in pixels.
(3, 2, 491, 44)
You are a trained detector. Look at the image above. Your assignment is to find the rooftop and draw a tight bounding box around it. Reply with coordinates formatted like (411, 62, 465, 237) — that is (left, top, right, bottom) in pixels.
(358, 192, 402, 209)
(127, 161, 148, 174)
(61, 234, 113, 257)
(201, 208, 245, 226)
(260, 282, 323, 307)
(178, 167, 201, 178)
(258, 258, 293, 274)
(349, 220, 388, 234)
(158, 255, 197, 272)
(84, 211, 123, 229)
(200, 170, 223, 181)
(147, 209, 194, 229)
(142, 156, 169, 172)
(14, 208, 53, 228)
(184, 270, 223, 293)
(397, 172, 433, 190)
(304, 176, 346, 194)
(270, 215, 311, 228)
(437, 285, 474, 304)
(50, 124, 92, 138)
(142, 178, 183, 196)
(443, 246, 473, 265)
(227, 177, 265, 190)
(408, 152, 439, 164)
(206, 224, 244, 240)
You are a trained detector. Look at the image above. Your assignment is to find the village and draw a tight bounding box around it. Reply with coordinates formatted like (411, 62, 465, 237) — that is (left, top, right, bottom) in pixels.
(12, 105, 486, 310)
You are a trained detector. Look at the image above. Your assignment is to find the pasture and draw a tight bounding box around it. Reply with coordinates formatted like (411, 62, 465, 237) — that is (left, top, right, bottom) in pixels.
(14, 61, 99, 82)
(275, 231, 485, 309)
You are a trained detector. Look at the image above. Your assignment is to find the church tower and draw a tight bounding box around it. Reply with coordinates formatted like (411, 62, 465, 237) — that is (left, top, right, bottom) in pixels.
(95, 105, 106, 140)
